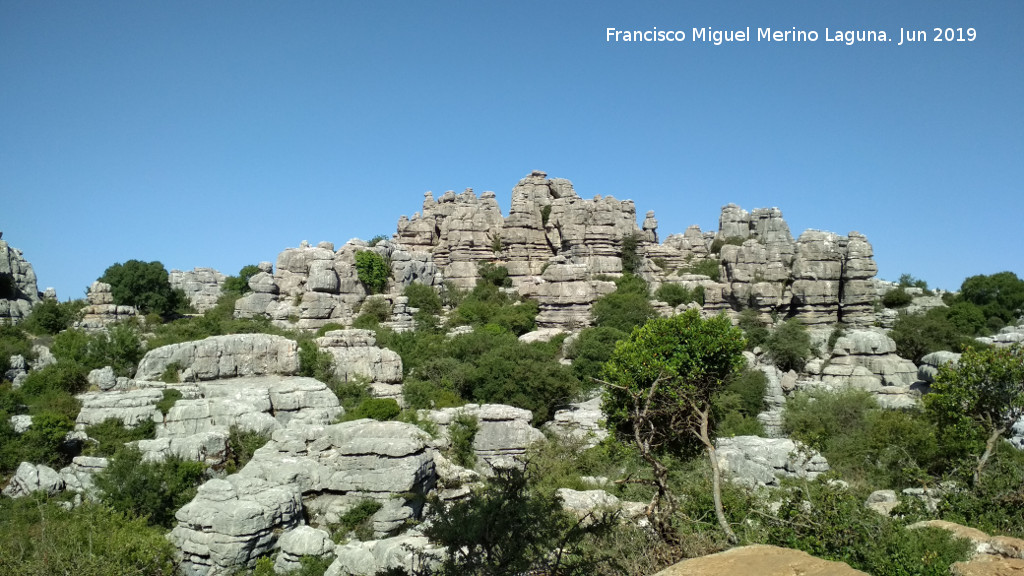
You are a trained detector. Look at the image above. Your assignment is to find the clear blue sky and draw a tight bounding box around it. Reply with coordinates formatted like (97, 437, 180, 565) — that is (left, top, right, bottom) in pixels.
(2, 1, 1021, 298)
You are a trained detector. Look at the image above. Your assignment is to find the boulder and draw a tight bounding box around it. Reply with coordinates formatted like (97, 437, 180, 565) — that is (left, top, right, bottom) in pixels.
(918, 350, 961, 383)
(653, 544, 869, 576)
(87, 366, 118, 391)
(135, 334, 300, 382)
(555, 488, 646, 522)
(0, 233, 42, 323)
(74, 388, 163, 429)
(423, 404, 545, 474)
(544, 395, 608, 448)
(326, 535, 442, 576)
(315, 329, 403, 385)
(2, 462, 65, 498)
(274, 526, 335, 573)
(716, 436, 829, 487)
(170, 268, 227, 313)
(59, 456, 109, 496)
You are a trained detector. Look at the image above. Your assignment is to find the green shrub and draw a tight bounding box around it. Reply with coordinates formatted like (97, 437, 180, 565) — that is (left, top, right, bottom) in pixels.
(566, 326, 628, 386)
(354, 251, 390, 294)
(592, 275, 655, 333)
(882, 287, 913, 308)
(341, 397, 401, 422)
(0, 324, 33, 376)
(447, 282, 538, 336)
(540, 204, 552, 226)
(0, 496, 177, 575)
(735, 309, 769, 350)
(620, 233, 643, 274)
(298, 339, 335, 383)
(50, 322, 143, 377)
(333, 499, 383, 542)
(478, 262, 512, 288)
(225, 426, 271, 474)
(764, 318, 811, 371)
(713, 368, 767, 437)
(222, 264, 261, 296)
(84, 418, 156, 457)
(155, 388, 181, 415)
(21, 298, 85, 335)
(654, 283, 704, 307)
(401, 377, 465, 410)
(709, 236, 745, 254)
(329, 379, 373, 412)
(898, 273, 930, 291)
(368, 234, 389, 247)
(99, 259, 183, 317)
(678, 258, 721, 281)
(403, 282, 442, 315)
(19, 362, 89, 397)
(889, 308, 979, 364)
(0, 409, 77, 474)
(955, 271, 1024, 326)
(353, 297, 392, 329)
(94, 447, 206, 528)
(449, 414, 478, 468)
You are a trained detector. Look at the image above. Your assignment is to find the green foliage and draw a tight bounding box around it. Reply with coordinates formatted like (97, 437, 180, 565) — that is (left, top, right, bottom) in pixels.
(713, 368, 767, 437)
(0, 496, 177, 575)
(784, 389, 942, 488)
(377, 328, 576, 424)
(414, 466, 615, 576)
(403, 282, 442, 315)
(764, 318, 811, 372)
(592, 274, 655, 333)
(540, 204, 552, 226)
(144, 292, 284, 350)
(0, 324, 33, 376)
(889, 307, 981, 363)
(50, 322, 144, 377)
(566, 326, 628, 386)
(84, 418, 156, 457)
(898, 273, 929, 291)
(678, 258, 721, 281)
(225, 425, 271, 474)
(925, 345, 1024, 481)
(955, 271, 1024, 326)
(159, 362, 182, 384)
(755, 480, 972, 576)
(354, 250, 391, 294)
(222, 264, 261, 296)
(156, 388, 182, 415)
(99, 259, 182, 317)
(21, 298, 85, 335)
(333, 499, 383, 542)
(602, 310, 747, 460)
(620, 232, 643, 275)
(0, 409, 77, 474)
(449, 414, 478, 468)
(709, 236, 746, 254)
(882, 287, 913, 308)
(654, 283, 704, 307)
(477, 262, 512, 288)
(341, 397, 401, 422)
(298, 339, 335, 383)
(827, 322, 847, 352)
(19, 362, 89, 397)
(353, 297, 392, 329)
(735, 309, 769, 350)
(94, 447, 206, 528)
(446, 281, 538, 336)
(368, 234, 389, 247)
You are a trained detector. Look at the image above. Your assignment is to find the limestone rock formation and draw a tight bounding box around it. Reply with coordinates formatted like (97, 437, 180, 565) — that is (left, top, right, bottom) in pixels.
(274, 526, 335, 573)
(171, 475, 303, 576)
(2, 462, 64, 498)
(327, 535, 442, 576)
(976, 324, 1024, 348)
(77, 281, 138, 330)
(59, 456, 109, 497)
(74, 388, 163, 429)
(789, 230, 877, 327)
(918, 350, 961, 384)
(716, 436, 829, 487)
(315, 329, 403, 400)
(544, 395, 608, 448)
(135, 334, 299, 382)
(818, 329, 920, 408)
(0, 233, 42, 323)
(526, 257, 616, 329)
(654, 544, 869, 576)
(423, 404, 545, 474)
(555, 488, 646, 522)
(170, 267, 227, 313)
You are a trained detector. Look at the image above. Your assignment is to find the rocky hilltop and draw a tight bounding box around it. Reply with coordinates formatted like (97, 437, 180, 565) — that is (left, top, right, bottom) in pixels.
(0, 231, 46, 323)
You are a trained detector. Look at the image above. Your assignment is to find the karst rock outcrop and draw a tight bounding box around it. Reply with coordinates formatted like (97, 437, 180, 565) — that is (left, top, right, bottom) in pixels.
(0, 231, 44, 323)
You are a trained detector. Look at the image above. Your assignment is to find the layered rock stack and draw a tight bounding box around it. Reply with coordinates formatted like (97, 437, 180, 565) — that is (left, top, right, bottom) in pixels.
(78, 281, 138, 330)
(169, 267, 226, 313)
(0, 232, 43, 323)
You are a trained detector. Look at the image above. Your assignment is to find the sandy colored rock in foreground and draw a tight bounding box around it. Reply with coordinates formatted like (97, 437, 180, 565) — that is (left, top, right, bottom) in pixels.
(653, 544, 869, 576)
(951, 555, 1024, 576)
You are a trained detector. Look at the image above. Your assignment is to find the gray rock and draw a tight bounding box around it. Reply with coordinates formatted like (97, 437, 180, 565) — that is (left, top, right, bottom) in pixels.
(326, 535, 442, 576)
(424, 404, 545, 474)
(865, 489, 900, 516)
(171, 475, 303, 576)
(74, 388, 163, 429)
(0, 234, 42, 323)
(274, 526, 335, 573)
(135, 334, 300, 382)
(315, 329, 403, 384)
(716, 436, 829, 487)
(2, 462, 65, 498)
(170, 268, 227, 313)
(87, 366, 117, 391)
(556, 488, 646, 522)
(9, 414, 32, 433)
(59, 456, 109, 497)
(544, 395, 608, 448)
(918, 351, 961, 383)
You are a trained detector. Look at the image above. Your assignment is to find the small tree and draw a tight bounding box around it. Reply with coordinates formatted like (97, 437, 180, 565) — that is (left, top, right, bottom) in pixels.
(925, 345, 1024, 484)
(99, 260, 182, 316)
(354, 251, 390, 294)
(600, 310, 746, 541)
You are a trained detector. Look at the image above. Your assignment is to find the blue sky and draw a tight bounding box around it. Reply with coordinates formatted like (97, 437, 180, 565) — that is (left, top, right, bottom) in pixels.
(2, 0, 1021, 298)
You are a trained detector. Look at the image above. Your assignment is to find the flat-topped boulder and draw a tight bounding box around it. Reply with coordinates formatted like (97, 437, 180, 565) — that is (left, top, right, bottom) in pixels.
(170, 267, 227, 313)
(716, 436, 829, 487)
(423, 404, 545, 474)
(654, 544, 869, 576)
(135, 334, 300, 382)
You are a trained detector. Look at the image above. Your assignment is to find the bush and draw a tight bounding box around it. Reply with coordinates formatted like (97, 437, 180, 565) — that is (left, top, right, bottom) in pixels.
(566, 326, 628, 386)
(298, 339, 335, 383)
(0, 496, 177, 575)
(329, 379, 373, 412)
(678, 258, 721, 281)
(354, 251, 390, 294)
(403, 282, 442, 315)
(881, 287, 913, 308)
(21, 298, 85, 335)
(709, 236, 745, 254)
(449, 414, 478, 468)
(0, 409, 77, 473)
(84, 418, 156, 457)
(222, 264, 261, 296)
(19, 362, 89, 398)
(341, 398, 401, 422)
(764, 319, 811, 372)
(478, 262, 512, 288)
(889, 308, 979, 364)
(332, 499, 383, 542)
(99, 260, 183, 317)
(736, 309, 769, 350)
(955, 271, 1024, 326)
(446, 282, 538, 336)
(368, 234, 389, 247)
(94, 447, 206, 528)
(156, 388, 182, 415)
(225, 426, 271, 474)
(620, 233, 643, 274)
(0, 324, 33, 377)
(654, 283, 704, 307)
(50, 322, 144, 377)
(592, 275, 655, 333)
(713, 368, 767, 437)
(352, 297, 392, 329)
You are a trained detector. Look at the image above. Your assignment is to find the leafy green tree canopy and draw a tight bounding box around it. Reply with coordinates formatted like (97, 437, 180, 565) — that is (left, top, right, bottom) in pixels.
(99, 260, 182, 316)
(354, 251, 390, 294)
(957, 271, 1024, 327)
